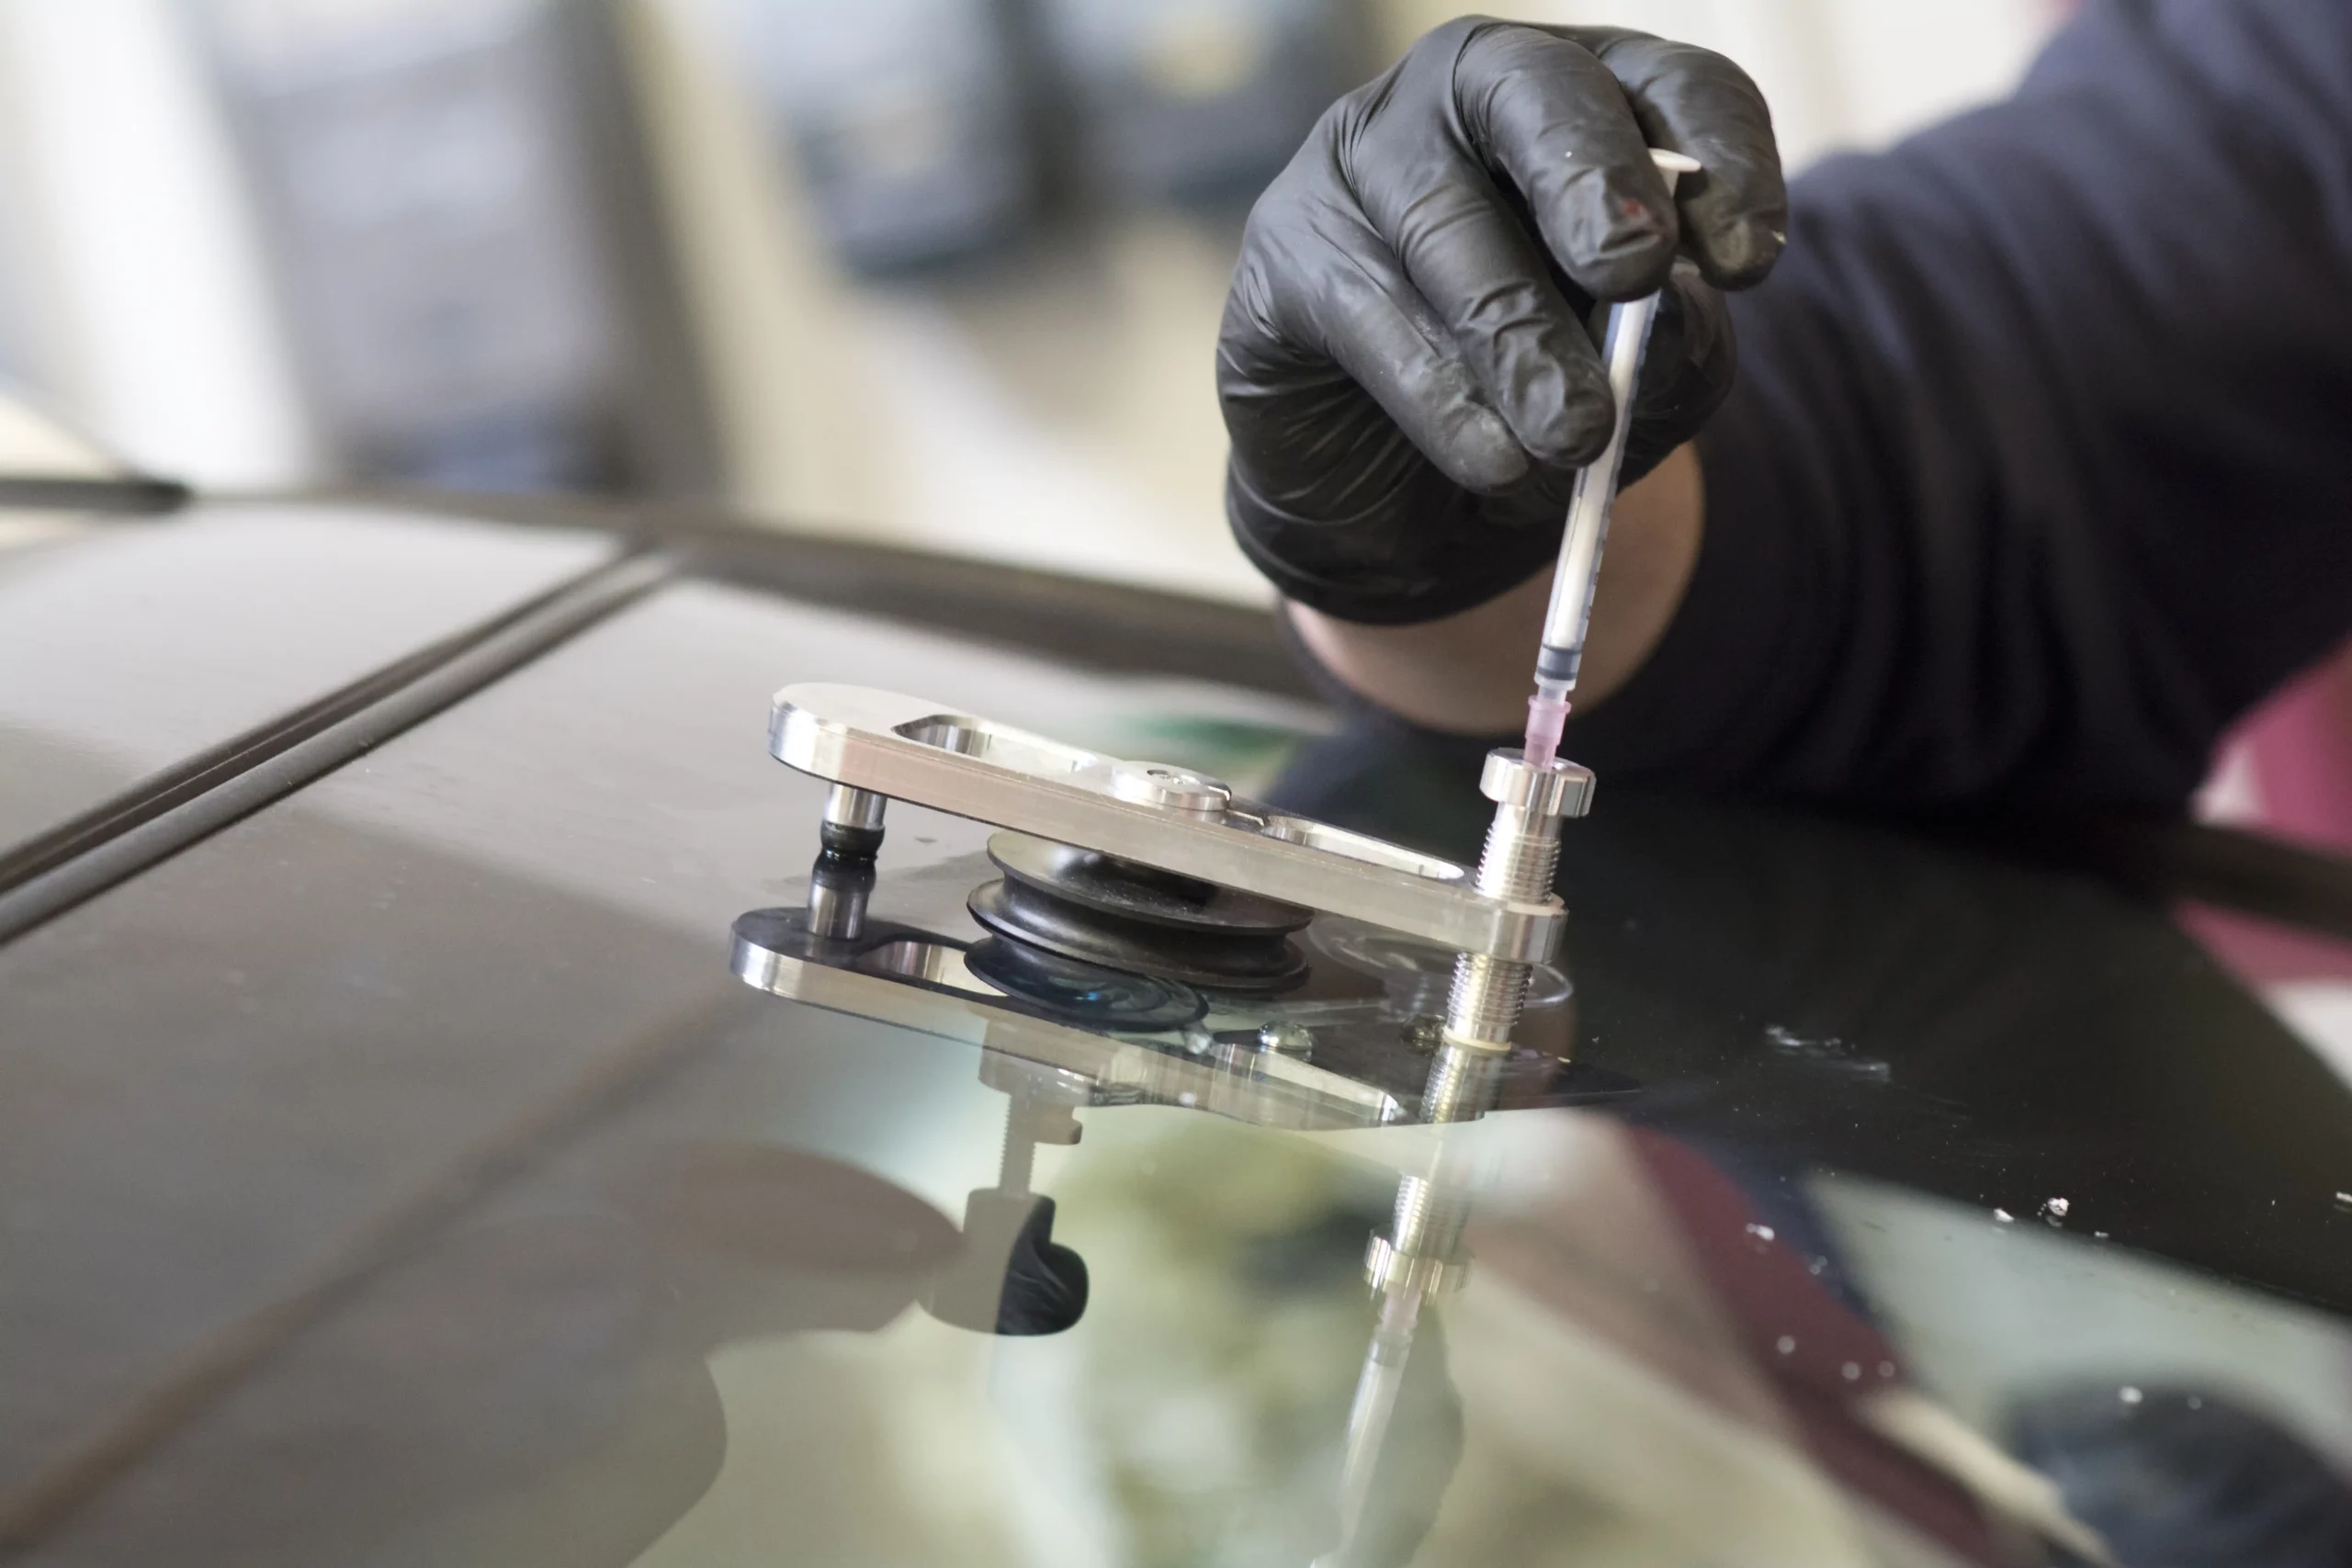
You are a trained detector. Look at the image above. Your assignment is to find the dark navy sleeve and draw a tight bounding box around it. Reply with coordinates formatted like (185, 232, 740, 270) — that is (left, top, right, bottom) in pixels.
(1566, 0, 2352, 807)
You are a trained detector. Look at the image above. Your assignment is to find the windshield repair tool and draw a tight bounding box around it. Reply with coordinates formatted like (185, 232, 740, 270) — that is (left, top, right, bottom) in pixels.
(742, 684, 1632, 1126)
(1522, 148, 1704, 769)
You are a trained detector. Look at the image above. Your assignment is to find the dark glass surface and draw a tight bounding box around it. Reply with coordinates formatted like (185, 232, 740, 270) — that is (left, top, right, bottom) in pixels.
(0, 503, 613, 865)
(2, 566, 2349, 1565)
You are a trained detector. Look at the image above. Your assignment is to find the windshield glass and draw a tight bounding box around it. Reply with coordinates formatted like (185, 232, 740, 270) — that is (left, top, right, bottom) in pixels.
(3, 573, 2348, 1566)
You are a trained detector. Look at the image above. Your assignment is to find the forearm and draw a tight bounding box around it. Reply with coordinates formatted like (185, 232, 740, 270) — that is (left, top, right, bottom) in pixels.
(1288, 446, 1705, 734)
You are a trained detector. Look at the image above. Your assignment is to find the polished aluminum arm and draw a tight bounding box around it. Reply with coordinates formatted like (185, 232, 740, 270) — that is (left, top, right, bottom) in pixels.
(769, 683, 1589, 964)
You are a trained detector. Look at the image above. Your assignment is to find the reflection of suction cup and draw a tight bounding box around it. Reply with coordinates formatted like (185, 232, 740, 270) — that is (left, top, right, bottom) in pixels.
(967, 832, 1310, 992)
(964, 936, 1207, 1030)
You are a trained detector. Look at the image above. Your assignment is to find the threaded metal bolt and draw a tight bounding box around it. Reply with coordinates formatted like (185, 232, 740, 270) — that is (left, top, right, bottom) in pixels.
(1474, 807, 1564, 903)
(1390, 1173, 1471, 1258)
(1420, 1040, 1508, 1123)
(1442, 952, 1533, 1050)
(1442, 750, 1585, 1054)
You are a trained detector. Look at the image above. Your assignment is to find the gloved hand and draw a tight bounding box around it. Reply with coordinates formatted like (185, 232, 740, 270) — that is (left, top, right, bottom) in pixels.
(1220, 18, 1786, 625)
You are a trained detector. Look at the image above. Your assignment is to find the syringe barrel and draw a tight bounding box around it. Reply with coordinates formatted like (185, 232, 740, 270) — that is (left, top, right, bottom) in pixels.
(1536, 287, 1666, 676)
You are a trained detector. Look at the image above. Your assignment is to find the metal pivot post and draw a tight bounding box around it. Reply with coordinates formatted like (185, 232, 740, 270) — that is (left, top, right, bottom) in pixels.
(806, 784, 888, 940)
(1442, 750, 1588, 1053)
(821, 783, 888, 853)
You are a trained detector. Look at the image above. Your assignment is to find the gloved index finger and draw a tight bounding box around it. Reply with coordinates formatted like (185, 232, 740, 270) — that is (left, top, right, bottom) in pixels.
(1578, 29, 1787, 288)
(1453, 23, 1683, 304)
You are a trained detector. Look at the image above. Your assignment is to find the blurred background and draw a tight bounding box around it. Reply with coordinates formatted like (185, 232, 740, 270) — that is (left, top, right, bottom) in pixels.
(0, 0, 2067, 606)
(16, 0, 2352, 853)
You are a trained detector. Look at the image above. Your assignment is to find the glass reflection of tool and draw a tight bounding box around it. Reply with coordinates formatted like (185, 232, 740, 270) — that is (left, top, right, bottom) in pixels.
(1522, 148, 1706, 769)
(1320, 1045, 1507, 1567)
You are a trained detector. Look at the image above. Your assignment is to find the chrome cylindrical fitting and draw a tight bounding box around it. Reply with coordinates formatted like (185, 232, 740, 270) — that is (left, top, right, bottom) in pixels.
(822, 784, 888, 833)
(1442, 953, 1535, 1050)
(1442, 750, 1588, 1053)
(1420, 1040, 1507, 1124)
(805, 855, 874, 940)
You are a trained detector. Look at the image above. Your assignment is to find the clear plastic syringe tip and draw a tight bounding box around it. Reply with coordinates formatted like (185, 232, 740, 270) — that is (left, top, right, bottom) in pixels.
(1522, 677, 1573, 769)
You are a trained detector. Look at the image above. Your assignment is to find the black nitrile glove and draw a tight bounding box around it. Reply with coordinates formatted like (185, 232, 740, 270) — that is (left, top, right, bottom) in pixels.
(1220, 18, 1786, 625)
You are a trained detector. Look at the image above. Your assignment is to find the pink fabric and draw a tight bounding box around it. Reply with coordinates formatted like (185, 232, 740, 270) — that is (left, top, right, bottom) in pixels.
(2185, 641, 2352, 989)
(2223, 639, 2352, 853)
(2176, 902, 2352, 987)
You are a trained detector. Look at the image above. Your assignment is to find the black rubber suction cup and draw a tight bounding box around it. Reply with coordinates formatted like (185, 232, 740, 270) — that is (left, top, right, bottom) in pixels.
(967, 832, 1311, 992)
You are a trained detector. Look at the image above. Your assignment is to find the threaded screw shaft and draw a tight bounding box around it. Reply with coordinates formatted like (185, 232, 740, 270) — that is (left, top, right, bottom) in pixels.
(1444, 793, 1564, 1051)
(1442, 953, 1532, 1049)
(1389, 1173, 1474, 1259)
(1475, 806, 1563, 903)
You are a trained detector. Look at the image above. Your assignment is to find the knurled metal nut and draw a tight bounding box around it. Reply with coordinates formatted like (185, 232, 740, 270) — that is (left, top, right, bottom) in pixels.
(1363, 1233, 1472, 1295)
(1480, 749, 1595, 818)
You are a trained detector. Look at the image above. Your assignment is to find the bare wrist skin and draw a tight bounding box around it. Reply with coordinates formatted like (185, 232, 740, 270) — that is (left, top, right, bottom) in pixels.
(1288, 444, 1704, 734)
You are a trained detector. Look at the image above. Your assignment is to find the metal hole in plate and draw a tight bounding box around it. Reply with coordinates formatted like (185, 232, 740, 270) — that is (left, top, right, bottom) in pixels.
(1254, 816, 1465, 882)
(892, 713, 1103, 776)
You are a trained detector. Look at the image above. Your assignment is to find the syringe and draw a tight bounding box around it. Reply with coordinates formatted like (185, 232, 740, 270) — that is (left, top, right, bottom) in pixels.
(1522, 148, 1703, 768)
